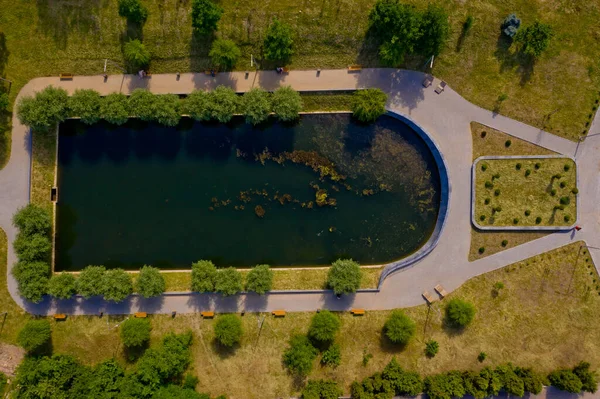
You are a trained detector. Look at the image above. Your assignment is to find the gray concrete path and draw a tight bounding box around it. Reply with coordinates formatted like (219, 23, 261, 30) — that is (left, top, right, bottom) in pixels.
(1, 68, 598, 315)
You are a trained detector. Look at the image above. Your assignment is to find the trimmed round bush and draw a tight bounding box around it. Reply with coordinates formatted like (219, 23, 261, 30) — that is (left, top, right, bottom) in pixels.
(209, 39, 241, 70)
(118, 0, 148, 24)
(215, 267, 243, 296)
(264, 18, 294, 62)
(191, 0, 223, 35)
(136, 265, 165, 298)
(516, 163, 522, 170)
(18, 319, 51, 353)
(534, 162, 541, 169)
(564, 164, 571, 171)
(551, 189, 557, 196)
(327, 258, 362, 295)
(479, 215, 486, 221)
(572, 187, 579, 195)
(525, 169, 531, 176)
(206, 86, 239, 123)
(246, 264, 273, 295)
(47, 273, 77, 300)
(351, 89, 387, 123)
(100, 269, 133, 302)
(525, 209, 531, 216)
(68, 89, 102, 124)
(445, 298, 476, 328)
(494, 189, 501, 196)
(120, 317, 151, 348)
(282, 335, 318, 376)
(478, 247, 485, 254)
(191, 260, 217, 292)
(123, 39, 151, 70)
(513, 218, 519, 224)
(308, 310, 341, 344)
(560, 196, 570, 205)
(560, 181, 567, 188)
(182, 90, 210, 121)
(214, 314, 243, 347)
(17, 86, 69, 132)
(77, 265, 106, 298)
(505, 139, 511, 147)
(485, 181, 493, 188)
(425, 340, 439, 358)
(12, 204, 51, 237)
(501, 240, 508, 247)
(272, 86, 303, 121)
(481, 164, 488, 171)
(484, 198, 490, 205)
(564, 215, 571, 222)
(242, 88, 271, 125)
(100, 93, 129, 125)
(384, 310, 415, 345)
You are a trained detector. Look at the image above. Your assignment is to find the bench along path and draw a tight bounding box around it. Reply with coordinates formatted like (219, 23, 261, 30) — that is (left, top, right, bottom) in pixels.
(1, 69, 599, 315)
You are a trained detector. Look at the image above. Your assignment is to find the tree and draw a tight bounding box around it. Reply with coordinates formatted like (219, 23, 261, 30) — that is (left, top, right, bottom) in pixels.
(118, 0, 148, 24)
(320, 343, 341, 368)
(351, 89, 387, 123)
(123, 39, 151, 70)
(495, 364, 524, 397)
(16, 86, 69, 132)
(153, 94, 181, 126)
(182, 90, 210, 121)
(418, 4, 450, 56)
(382, 357, 423, 396)
(191, 260, 217, 292)
(264, 19, 293, 63)
(13, 204, 51, 237)
(77, 265, 106, 298)
(12, 261, 49, 303)
(573, 361, 598, 393)
(308, 310, 340, 344)
(209, 39, 241, 70)
(301, 379, 342, 399)
(246, 264, 273, 294)
(136, 266, 165, 298)
(48, 273, 77, 300)
(514, 21, 554, 57)
(129, 89, 157, 121)
(327, 258, 362, 295)
(100, 93, 130, 125)
(282, 335, 318, 376)
(13, 232, 51, 262)
(120, 318, 151, 347)
(445, 298, 476, 328)
(101, 269, 133, 302)
(206, 86, 239, 123)
(272, 86, 302, 121)
(17, 319, 51, 353)
(0, 92, 8, 111)
(425, 340, 439, 358)
(191, 0, 223, 35)
(68, 89, 102, 125)
(548, 369, 583, 393)
(515, 366, 544, 395)
(213, 314, 243, 347)
(215, 267, 243, 296)
(424, 371, 466, 399)
(13, 355, 86, 398)
(384, 310, 416, 345)
(242, 88, 271, 125)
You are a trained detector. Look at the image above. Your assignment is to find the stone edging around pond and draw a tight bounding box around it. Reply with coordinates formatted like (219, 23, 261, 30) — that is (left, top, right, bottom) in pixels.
(471, 155, 578, 231)
(375, 110, 451, 288)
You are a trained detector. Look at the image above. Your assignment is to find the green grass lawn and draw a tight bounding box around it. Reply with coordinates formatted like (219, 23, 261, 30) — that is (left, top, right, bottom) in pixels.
(474, 157, 577, 227)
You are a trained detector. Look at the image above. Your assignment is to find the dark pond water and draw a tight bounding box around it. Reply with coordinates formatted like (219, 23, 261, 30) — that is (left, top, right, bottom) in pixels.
(55, 114, 440, 270)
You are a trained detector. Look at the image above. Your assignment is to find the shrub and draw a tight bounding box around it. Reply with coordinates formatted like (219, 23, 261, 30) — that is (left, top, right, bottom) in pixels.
(560, 181, 567, 188)
(515, 163, 522, 170)
(384, 310, 415, 345)
(301, 379, 342, 399)
(505, 139, 511, 147)
(320, 343, 341, 368)
(425, 340, 439, 358)
(209, 39, 241, 70)
(516, 367, 544, 395)
(525, 209, 531, 216)
(13, 204, 51, 236)
(445, 298, 476, 328)
(564, 163, 571, 171)
(18, 320, 51, 353)
(495, 206, 502, 212)
(479, 215, 485, 221)
(282, 335, 318, 376)
(100, 93, 129, 125)
(264, 19, 293, 63)
(478, 352, 487, 362)
(153, 94, 181, 126)
(308, 310, 341, 344)
(481, 163, 488, 171)
(551, 188, 557, 196)
(242, 88, 271, 125)
(48, 273, 77, 300)
(573, 361, 598, 393)
(136, 265, 165, 298)
(100, 269, 133, 302)
(327, 258, 362, 295)
(492, 173, 500, 180)
(525, 169, 531, 176)
(272, 86, 303, 121)
(123, 39, 150, 70)
(572, 187, 579, 194)
(513, 218, 519, 224)
(484, 181, 493, 188)
(12, 261, 49, 303)
(535, 162, 541, 169)
(502, 14, 521, 38)
(77, 265, 106, 298)
(548, 369, 583, 393)
(484, 198, 490, 205)
(0, 92, 8, 110)
(494, 189, 500, 196)
(120, 318, 151, 347)
(68, 89, 102, 124)
(182, 90, 210, 121)
(129, 89, 156, 121)
(191, 260, 217, 292)
(478, 247, 485, 254)
(214, 314, 243, 347)
(351, 89, 387, 123)
(424, 371, 466, 399)
(215, 267, 243, 296)
(564, 215, 571, 222)
(501, 240, 508, 247)
(17, 86, 69, 132)
(14, 232, 51, 262)
(246, 264, 273, 295)
(515, 21, 554, 57)
(118, 0, 148, 24)
(381, 357, 423, 396)
(560, 196, 570, 205)
(206, 86, 239, 123)
(191, 0, 223, 35)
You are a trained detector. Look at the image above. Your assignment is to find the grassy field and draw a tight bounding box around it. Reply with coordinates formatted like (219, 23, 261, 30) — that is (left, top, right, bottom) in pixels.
(474, 157, 577, 227)
(3, 227, 600, 397)
(469, 122, 556, 260)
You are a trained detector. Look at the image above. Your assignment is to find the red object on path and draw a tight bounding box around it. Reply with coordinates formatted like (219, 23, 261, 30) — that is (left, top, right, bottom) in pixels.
(575, 226, 582, 231)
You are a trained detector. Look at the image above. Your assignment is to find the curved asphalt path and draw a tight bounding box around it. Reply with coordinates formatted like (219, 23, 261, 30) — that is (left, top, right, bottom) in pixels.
(1, 69, 598, 315)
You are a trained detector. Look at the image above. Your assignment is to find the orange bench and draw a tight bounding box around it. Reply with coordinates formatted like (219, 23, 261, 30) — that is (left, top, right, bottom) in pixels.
(134, 312, 147, 318)
(201, 311, 215, 319)
(272, 310, 286, 317)
(348, 65, 362, 72)
(54, 314, 67, 321)
(351, 308, 365, 316)
(59, 73, 73, 80)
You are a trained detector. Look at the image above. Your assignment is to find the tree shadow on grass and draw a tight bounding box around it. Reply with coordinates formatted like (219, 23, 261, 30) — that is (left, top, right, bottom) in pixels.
(441, 317, 467, 337)
(124, 341, 149, 363)
(0, 33, 9, 76)
(494, 33, 535, 87)
(190, 32, 215, 73)
(210, 339, 239, 359)
(378, 330, 409, 354)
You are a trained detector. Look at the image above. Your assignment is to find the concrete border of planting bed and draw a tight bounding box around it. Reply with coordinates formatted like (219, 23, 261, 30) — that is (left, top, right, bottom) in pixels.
(471, 155, 578, 231)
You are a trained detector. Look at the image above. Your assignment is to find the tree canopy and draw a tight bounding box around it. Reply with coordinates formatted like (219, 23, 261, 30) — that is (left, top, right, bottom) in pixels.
(47, 273, 77, 300)
(100, 93, 130, 125)
(514, 21, 554, 57)
(272, 86, 303, 121)
(246, 264, 273, 295)
(13, 232, 51, 262)
(264, 19, 293, 63)
(215, 267, 243, 296)
(214, 314, 243, 347)
(120, 318, 151, 348)
(191, 0, 223, 35)
(17, 319, 51, 353)
(12, 261, 49, 303)
(384, 310, 416, 345)
(301, 379, 343, 399)
(327, 258, 362, 295)
(136, 265, 165, 298)
(118, 0, 148, 24)
(16, 86, 68, 132)
(68, 89, 102, 125)
(445, 298, 476, 328)
(209, 39, 241, 70)
(183, 90, 210, 121)
(308, 310, 341, 344)
(123, 39, 151, 70)
(206, 86, 239, 123)
(77, 265, 106, 298)
(351, 89, 388, 123)
(101, 269, 133, 302)
(242, 88, 271, 125)
(191, 260, 217, 292)
(282, 335, 318, 376)
(12, 204, 51, 237)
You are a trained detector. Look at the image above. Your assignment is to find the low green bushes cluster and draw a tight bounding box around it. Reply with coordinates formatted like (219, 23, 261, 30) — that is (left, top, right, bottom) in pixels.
(17, 86, 305, 133)
(301, 379, 343, 399)
(351, 358, 423, 398)
(191, 260, 273, 295)
(383, 310, 415, 345)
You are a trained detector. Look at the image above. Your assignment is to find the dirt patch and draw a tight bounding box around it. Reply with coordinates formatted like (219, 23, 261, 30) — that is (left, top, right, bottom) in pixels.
(0, 343, 25, 376)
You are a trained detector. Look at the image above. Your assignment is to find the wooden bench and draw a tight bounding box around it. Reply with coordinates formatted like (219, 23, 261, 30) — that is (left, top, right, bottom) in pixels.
(54, 314, 67, 321)
(434, 284, 448, 298)
(351, 308, 365, 316)
(59, 73, 73, 80)
(348, 65, 363, 72)
(422, 75, 433, 88)
(434, 81, 447, 94)
(272, 310, 286, 317)
(201, 311, 215, 319)
(422, 291, 436, 304)
(134, 312, 147, 318)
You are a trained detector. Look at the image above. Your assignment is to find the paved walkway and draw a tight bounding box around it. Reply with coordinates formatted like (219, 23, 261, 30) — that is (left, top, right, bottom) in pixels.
(1, 68, 599, 315)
